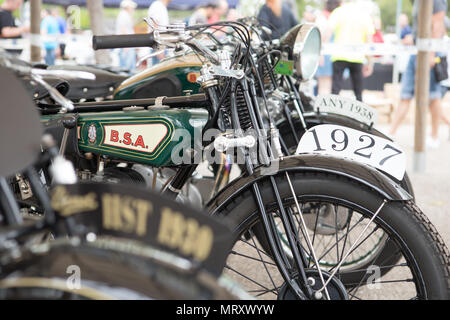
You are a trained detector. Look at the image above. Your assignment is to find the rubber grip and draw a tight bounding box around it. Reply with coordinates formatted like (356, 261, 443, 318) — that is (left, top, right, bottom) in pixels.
(92, 34, 155, 50)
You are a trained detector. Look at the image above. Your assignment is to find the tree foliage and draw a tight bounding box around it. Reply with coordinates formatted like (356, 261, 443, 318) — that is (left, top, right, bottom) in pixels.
(294, 0, 416, 32)
(376, 0, 413, 32)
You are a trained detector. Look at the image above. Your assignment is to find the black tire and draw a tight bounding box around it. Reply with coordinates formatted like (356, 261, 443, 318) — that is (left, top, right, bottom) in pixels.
(215, 171, 449, 299)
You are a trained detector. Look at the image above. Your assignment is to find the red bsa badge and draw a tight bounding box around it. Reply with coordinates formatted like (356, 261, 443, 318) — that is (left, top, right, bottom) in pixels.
(187, 72, 200, 83)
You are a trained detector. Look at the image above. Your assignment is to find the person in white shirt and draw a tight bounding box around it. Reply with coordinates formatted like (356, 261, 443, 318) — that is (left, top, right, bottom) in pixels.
(148, 0, 171, 27)
(116, 0, 137, 71)
(147, 0, 171, 65)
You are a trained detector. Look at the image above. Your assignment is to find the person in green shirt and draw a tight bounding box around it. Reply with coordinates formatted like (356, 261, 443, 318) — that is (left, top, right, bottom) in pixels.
(328, 0, 375, 101)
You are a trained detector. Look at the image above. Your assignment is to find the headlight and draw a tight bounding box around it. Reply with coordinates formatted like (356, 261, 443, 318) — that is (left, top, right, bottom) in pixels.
(280, 23, 321, 81)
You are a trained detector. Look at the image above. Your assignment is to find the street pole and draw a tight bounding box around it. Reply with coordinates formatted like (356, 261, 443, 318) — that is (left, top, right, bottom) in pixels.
(413, 0, 433, 172)
(86, 0, 111, 65)
(30, 0, 41, 63)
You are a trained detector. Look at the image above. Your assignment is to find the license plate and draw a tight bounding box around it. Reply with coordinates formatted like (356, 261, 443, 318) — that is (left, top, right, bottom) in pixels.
(314, 94, 378, 126)
(296, 124, 406, 180)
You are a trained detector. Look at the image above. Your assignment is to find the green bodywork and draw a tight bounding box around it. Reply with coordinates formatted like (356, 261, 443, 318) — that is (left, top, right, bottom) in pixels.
(113, 54, 202, 100)
(114, 66, 202, 100)
(42, 108, 208, 167)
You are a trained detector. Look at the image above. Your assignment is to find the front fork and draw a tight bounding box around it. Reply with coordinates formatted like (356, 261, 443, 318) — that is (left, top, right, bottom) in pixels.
(229, 78, 316, 299)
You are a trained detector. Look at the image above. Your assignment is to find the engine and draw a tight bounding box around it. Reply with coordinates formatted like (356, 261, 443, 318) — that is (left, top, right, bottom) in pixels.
(80, 164, 204, 209)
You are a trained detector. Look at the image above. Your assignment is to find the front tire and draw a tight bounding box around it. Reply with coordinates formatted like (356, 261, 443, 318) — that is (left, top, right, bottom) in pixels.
(215, 171, 449, 299)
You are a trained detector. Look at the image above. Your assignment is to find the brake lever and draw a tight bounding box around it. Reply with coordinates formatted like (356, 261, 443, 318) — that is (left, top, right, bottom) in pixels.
(186, 38, 220, 65)
(145, 17, 186, 32)
(135, 49, 165, 68)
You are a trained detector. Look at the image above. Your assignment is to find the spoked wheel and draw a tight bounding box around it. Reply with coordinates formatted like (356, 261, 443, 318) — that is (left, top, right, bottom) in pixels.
(273, 204, 397, 278)
(217, 172, 449, 300)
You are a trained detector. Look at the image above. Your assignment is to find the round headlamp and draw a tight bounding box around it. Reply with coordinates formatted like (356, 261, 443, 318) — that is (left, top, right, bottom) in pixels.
(280, 23, 321, 80)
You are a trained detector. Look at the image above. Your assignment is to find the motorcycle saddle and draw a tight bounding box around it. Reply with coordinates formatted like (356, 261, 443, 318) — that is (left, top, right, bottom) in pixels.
(46, 65, 128, 101)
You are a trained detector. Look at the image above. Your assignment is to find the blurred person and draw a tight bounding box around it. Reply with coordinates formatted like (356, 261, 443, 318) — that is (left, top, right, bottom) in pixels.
(315, 0, 341, 95)
(0, 0, 29, 55)
(236, 0, 264, 18)
(148, 0, 171, 27)
(389, 0, 448, 148)
(302, 5, 316, 24)
(372, 16, 384, 43)
(226, 8, 239, 21)
(257, 0, 298, 40)
(41, 9, 59, 66)
(189, 2, 218, 26)
(19, 0, 29, 33)
(399, 13, 413, 45)
(148, 0, 171, 65)
(283, 0, 299, 20)
(116, 0, 137, 71)
(372, 16, 384, 60)
(208, 0, 228, 24)
(51, 8, 68, 59)
(328, 0, 375, 102)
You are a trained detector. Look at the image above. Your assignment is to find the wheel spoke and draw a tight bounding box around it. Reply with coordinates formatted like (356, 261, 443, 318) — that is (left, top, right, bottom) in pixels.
(309, 203, 321, 268)
(229, 250, 277, 267)
(248, 229, 279, 294)
(315, 200, 388, 295)
(334, 204, 340, 277)
(328, 226, 380, 274)
(224, 265, 274, 293)
(238, 235, 274, 260)
(311, 215, 365, 268)
(340, 210, 354, 263)
(347, 235, 393, 298)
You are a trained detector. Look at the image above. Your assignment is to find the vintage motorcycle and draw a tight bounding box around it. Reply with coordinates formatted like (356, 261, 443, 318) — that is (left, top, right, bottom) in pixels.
(30, 18, 417, 198)
(5, 17, 447, 300)
(0, 65, 250, 300)
(24, 20, 417, 288)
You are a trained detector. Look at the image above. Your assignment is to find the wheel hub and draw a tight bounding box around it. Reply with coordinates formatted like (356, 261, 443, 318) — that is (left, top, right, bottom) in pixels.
(278, 269, 348, 300)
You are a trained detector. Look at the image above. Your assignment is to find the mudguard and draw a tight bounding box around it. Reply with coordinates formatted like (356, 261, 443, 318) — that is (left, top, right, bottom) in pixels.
(207, 154, 412, 215)
(0, 240, 231, 300)
(302, 112, 391, 140)
(278, 111, 391, 143)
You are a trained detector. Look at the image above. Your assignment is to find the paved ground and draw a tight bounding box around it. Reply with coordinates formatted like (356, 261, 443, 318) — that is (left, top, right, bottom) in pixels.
(378, 123, 450, 249)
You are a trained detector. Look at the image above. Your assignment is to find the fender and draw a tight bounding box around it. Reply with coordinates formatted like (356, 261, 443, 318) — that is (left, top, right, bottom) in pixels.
(279, 111, 391, 141)
(0, 241, 224, 300)
(302, 112, 391, 140)
(207, 154, 412, 215)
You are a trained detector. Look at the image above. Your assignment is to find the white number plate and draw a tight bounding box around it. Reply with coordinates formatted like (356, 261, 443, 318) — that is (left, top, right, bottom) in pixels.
(314, 94, 378, 126)
(296, 124, 406, 180)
